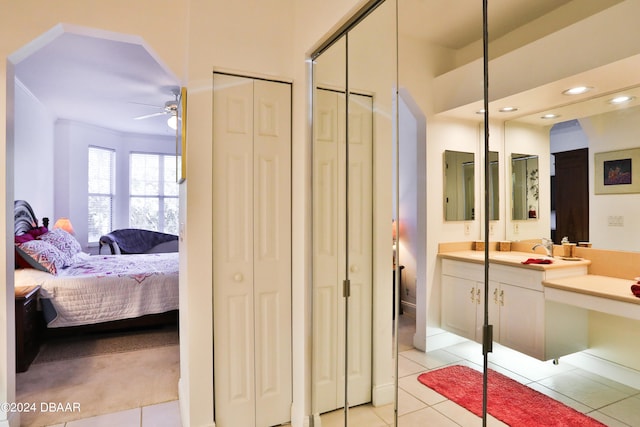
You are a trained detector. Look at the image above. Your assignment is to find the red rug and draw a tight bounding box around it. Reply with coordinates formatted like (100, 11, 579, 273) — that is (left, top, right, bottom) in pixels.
(417, 365, 606, 427)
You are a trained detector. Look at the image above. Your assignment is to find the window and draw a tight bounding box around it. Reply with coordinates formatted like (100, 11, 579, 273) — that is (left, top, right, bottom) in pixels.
(129, 153, 180, 234)
(88, 146, 115, 242)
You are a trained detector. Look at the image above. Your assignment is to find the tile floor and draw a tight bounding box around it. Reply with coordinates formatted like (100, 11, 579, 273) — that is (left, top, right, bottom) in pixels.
(317, 314, 640, 426)
(46, 314, 640, 426)
(44, 400, 181, 427)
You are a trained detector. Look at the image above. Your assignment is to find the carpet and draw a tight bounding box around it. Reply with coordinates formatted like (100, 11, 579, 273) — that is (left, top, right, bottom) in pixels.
(34, 325, 179, 363)
(418, 365, 606, 427)
(18, 338, 179, 426)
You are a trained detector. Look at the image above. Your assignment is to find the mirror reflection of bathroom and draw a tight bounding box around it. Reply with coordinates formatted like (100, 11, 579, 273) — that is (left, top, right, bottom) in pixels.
(511, 153, 539, 220)
(444, 150, 475, 221)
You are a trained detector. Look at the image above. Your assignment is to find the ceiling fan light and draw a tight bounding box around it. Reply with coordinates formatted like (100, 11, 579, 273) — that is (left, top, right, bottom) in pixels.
(167, 115, 178, 130)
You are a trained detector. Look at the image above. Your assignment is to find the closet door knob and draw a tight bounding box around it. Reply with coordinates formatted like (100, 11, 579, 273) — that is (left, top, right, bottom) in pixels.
(350, 265, 359, 273)
(233, 273, 244, 282)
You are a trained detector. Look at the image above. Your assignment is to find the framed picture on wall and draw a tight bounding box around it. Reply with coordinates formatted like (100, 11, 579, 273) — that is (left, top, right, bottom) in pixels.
(176, 87, 187, 183)
(594, 148, 640, 194)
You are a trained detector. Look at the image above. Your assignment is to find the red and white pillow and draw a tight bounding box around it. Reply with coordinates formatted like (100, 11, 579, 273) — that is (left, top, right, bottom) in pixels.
(38, 228, 82, 259)
(16, 239, 71, 275)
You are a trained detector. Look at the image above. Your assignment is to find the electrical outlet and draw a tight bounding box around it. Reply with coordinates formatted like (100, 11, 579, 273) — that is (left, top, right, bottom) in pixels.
(489, 223, 495, 235)
(464, 223, 471, 235)
(513, 223, 520, 234)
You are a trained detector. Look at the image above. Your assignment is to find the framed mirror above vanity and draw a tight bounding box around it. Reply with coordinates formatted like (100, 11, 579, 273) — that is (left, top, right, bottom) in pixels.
(443, 150, 475, 221)
(511, 153, 539, 220)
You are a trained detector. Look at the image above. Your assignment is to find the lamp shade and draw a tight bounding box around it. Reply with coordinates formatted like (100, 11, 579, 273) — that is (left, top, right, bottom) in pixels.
(53, 217, 75, 235)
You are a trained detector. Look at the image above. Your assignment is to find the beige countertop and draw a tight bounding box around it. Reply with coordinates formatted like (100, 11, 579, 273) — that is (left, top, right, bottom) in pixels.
(543, 274, 639, 305)
(438, 250, 592, 271)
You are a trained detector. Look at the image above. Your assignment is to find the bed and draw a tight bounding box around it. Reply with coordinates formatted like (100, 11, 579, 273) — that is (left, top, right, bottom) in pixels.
(13, 200, 179, 335)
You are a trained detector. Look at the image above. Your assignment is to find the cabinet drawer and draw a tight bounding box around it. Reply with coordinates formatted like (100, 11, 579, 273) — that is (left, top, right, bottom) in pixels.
(442, 259, 484, 281)
(491, 264, 544, 291)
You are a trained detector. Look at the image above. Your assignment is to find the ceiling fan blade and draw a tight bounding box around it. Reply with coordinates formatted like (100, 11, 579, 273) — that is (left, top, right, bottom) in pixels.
(127, 101, 164, 109)
(133, 112, 166, 120)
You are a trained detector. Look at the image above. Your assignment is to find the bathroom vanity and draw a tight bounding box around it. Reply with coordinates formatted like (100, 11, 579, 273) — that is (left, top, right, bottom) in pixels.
(440, 251, 590, 361)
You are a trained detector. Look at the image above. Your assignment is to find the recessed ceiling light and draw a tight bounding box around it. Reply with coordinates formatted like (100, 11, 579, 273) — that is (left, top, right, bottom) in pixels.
(562, 86, 593, 95)
(609, 95, 635, 104)
(541, 113, 560, 119)
(499, 106, 518, 113)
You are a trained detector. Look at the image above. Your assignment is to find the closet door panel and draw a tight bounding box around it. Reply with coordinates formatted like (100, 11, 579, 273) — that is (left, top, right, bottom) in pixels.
(253, 79, 292, 426)
(313, 88, 343, 413)
(346, 93, 373, 405)
(213, 74, 256, 427)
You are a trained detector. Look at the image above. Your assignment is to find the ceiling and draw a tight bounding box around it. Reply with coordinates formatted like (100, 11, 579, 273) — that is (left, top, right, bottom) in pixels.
(14, 30, 180, 137)
(12, 1, 626, 136)
(399, 0, 574, 49)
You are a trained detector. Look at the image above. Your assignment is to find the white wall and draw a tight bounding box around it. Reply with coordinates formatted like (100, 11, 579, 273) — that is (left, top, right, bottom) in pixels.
(14, 79, 54, 219)
(581, 107, 640, 252)
(53, 120, 175, 252)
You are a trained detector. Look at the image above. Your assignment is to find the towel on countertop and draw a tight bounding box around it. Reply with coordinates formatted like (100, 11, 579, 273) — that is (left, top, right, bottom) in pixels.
(521, 258, 553, 265)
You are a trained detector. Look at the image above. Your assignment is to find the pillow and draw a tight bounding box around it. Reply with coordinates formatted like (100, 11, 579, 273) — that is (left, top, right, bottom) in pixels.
(15, 233, 35, 244)
(28, 226, 48, 238)
(16, 240, 71, 275)
(38, 228, 82, 258)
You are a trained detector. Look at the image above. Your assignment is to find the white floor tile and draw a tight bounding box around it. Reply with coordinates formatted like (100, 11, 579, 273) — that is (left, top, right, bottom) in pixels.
(142, 400, 182, 427)
(65, 408, 140, 427)
(537, 370, 632, 409)
(397, 406, 459, 426)
(597, 394, 640, 426)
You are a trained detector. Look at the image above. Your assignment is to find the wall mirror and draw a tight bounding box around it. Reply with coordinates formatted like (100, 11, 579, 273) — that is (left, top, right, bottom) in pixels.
(444, 150, 475, 221)
(488, 151, 499, 221)
(511, 153, 539, 220)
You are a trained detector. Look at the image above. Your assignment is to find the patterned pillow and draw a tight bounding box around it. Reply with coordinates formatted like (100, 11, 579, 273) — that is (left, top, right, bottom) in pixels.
(38, 228, 82, 258)
(16, 240, 71, 275)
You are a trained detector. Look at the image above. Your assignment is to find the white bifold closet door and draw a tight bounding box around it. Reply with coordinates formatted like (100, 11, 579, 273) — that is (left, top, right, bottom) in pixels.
(313, 88, 373, 415)
(213, 72, 292, 427)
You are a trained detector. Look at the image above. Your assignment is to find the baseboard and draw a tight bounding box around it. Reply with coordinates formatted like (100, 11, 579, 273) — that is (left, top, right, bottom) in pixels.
(178, 378, 217, 427)
(400, 301, 416, 317)
(290, 403, 311, 427)
(372, 381, 395, 407)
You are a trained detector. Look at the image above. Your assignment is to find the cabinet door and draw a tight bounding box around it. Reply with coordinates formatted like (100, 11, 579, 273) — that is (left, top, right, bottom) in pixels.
(497, 284, 545, 359)
(441, 275, 478, 341)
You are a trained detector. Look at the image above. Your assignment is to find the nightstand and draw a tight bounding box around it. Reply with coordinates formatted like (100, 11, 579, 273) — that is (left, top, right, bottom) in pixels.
(15, 285, 41, 372)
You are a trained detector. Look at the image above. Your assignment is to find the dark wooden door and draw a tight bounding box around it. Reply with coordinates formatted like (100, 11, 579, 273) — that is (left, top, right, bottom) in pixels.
(553, 148, 589, 244)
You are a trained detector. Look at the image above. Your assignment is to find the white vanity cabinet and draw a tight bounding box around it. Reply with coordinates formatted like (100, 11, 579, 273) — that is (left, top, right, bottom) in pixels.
(441, 257, 588, 361)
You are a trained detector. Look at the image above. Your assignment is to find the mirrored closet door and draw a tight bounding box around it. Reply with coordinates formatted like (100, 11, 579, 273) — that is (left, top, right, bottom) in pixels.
(311, 0, 398, 425)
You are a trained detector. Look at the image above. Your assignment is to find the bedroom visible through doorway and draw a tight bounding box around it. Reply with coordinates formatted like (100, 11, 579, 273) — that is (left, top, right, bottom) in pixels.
(9, 23, 183, 425)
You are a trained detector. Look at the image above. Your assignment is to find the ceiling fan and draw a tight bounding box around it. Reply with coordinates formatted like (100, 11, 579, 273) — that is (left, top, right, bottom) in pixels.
(132, 89, 181, 129)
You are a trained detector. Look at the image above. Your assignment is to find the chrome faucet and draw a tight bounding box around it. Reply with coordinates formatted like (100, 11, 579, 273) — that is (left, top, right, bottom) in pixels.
(532, 238, 554, 257)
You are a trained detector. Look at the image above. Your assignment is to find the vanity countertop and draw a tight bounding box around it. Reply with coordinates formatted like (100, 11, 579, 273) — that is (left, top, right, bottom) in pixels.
(438, 250, 592, 271)
(543, 274, 639, 305)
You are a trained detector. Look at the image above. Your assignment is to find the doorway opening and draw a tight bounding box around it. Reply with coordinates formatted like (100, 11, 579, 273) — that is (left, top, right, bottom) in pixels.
(8, 24, 181, 426)
(397, 88, 426, 351)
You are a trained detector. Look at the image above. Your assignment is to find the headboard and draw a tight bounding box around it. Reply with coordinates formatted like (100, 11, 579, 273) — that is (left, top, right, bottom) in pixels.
(14, 200, 47, 235)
